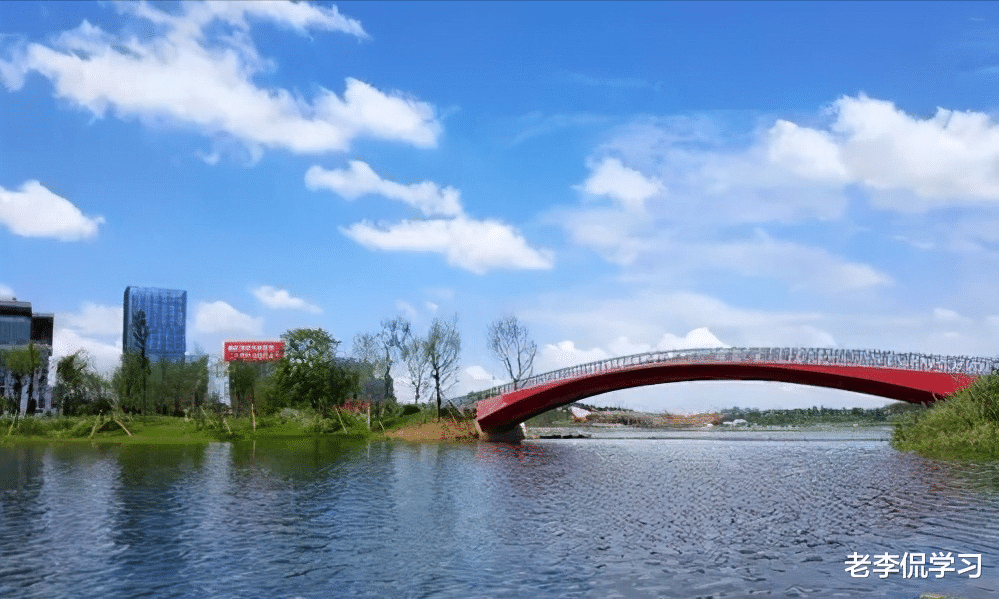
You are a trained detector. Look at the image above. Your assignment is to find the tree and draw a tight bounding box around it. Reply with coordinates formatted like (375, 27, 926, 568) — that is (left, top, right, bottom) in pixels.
(130, 310, 151, 414)
(352, 317, 411, 413)
(425, 315, 461, 419)
(274, 328, 359, 416)
(2, 343, 43, 415)
(112, 351, 147, 414)
(352, 332, 385, 402)
(229, 360, 259, 417)
(401, 334, 431, 406)
(55, 351, 112, 416)
(487, 314, 537, 390)
(55, 350, 88, 415)
(377, 316, 411, 404)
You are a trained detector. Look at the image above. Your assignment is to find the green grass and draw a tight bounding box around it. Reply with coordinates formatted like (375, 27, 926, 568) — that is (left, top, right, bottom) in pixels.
(0, 405, 448, 446)
(892, 373, 999, 461)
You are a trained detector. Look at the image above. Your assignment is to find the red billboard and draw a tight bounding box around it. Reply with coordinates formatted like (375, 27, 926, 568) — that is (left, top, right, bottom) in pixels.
(224, 341, 284, 362)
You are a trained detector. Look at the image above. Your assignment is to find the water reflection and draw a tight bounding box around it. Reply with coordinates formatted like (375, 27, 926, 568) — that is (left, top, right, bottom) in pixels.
(0, 436, 996, 599)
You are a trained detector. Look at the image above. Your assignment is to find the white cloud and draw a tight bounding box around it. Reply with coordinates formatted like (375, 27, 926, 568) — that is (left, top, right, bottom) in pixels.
(766, 119, 851, 184)
(528, 290, 839, 353)
(0, 180, 104, 240)
(769, 95, 999, 210)
(580, 157, 664, 211)
(52, 328, 122, 376)
(656, 327, 729, 350)
(1, 3, 439, 156)
(680, 235, 893, 293)
(465, 365, 504, 386)
(0, 283, 14, 300)
(395, 300, 418, 321)
(306, 161, 462, 216)
(194, 301, 263, 335)
(539, 340, 609, 371)
(58, 302, 122, 336)
(252, 285, 321, 314)
(535, 327, 728, 375)
(312, 163, 550, 273)
(343, 217, 554, 274)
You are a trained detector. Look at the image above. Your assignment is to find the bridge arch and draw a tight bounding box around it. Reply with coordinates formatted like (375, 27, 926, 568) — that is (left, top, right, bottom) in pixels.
(469, 348, 995, 437)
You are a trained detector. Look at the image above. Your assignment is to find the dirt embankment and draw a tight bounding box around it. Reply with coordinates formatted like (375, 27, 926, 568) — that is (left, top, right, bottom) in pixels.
(383, 420, 478, 442)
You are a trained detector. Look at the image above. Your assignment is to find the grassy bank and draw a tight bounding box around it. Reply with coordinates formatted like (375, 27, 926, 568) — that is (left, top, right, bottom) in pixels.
(0, 406, 477, 445)
(892, 373, 999, 461)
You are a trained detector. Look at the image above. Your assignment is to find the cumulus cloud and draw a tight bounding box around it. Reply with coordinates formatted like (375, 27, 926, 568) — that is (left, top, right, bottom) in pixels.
(527, 290, 839, 353)
(306, 161, 462, 217)
(769, 95, 999, 210)
(252, 285, 321, 314)
(539, 340, 610, 371)
(58, 302, 122, 336)
(580, 157, 664, 211)
(52, 301, 127, 377)
(194, 301, 263, 335)
(309, 161, 550, 273)
(343, 217, 554, 274)
(0, 2, 439, 156)
(0, 283, 14, 300)
(538, 327, 729, 374)
(557, 95, 995, 293)
(0, 180, 104, 240)
(52, 328, 122, 376)
(656, 327, 729, 350)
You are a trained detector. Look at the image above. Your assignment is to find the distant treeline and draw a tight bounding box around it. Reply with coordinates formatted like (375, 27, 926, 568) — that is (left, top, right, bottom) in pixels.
(718, 403, 923, 426)
(525, 402, 925, 428)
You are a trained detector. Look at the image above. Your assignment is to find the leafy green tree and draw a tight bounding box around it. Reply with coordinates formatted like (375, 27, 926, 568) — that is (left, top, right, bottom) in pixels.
(128, 309, 152, 414)
(425, 315, 461, 419)
(2, 344, 43, 415)
(112, 351, 146, 414)
(53, 350, 112, 416)
(55, 351, 88, 415)
(274, 328, 360, 417)
(229, 360, 260, 417)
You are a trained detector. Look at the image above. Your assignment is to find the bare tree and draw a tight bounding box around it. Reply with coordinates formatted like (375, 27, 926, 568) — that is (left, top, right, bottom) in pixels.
(425, 315, 461, 419)
(487, 314, 537, 389)
(401, 334, 431, 405)
(352, 317, 411, 412)
(378, 317, 411, 403)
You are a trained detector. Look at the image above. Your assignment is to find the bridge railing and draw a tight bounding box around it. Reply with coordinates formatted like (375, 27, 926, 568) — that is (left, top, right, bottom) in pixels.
(452, 347, 999, 407)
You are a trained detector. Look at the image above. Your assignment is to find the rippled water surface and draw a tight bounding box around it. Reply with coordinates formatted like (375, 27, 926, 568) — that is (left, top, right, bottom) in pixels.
(1, 430, 997, 599)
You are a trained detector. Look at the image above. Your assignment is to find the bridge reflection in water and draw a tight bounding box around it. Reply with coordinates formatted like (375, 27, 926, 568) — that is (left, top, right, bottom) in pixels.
(456, 347, 999, 440)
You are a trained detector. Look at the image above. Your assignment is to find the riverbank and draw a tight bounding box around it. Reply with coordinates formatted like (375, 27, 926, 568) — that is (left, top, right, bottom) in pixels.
(892, 372, 999, 461)
(0, 409, 479, 445)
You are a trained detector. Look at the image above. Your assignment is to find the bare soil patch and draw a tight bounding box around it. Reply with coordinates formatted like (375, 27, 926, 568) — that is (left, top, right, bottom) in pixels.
(384, 420, 478, 442)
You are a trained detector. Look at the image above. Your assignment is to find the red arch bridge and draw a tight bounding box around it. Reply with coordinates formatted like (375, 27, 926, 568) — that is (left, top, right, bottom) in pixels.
(451, 347, 999, 441)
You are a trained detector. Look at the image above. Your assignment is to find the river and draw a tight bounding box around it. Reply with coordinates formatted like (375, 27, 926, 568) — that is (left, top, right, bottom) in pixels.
(1, 428, 997, 598)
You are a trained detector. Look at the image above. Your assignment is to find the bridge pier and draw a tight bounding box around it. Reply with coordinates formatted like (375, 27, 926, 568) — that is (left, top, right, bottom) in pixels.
(475, 421, 526, 442)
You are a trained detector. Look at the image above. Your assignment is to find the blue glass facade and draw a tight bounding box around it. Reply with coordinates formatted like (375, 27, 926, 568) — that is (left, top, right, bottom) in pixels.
(123, 287, 187, 363)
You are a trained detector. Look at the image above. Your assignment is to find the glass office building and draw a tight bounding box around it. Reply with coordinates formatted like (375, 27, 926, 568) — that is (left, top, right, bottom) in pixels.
(122, 287, 187, 363)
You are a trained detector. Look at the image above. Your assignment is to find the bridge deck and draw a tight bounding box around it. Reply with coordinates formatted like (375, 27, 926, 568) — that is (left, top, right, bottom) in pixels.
(464, 348, 994, 435)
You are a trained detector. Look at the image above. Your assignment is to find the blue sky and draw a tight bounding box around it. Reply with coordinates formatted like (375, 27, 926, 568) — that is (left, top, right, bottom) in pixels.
(3, 1, 999, 412)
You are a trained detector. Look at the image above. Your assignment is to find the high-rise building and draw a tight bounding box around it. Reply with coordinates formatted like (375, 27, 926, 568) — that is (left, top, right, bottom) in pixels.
(122, 287, 187, 363)
(0, 299, 54, 413)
